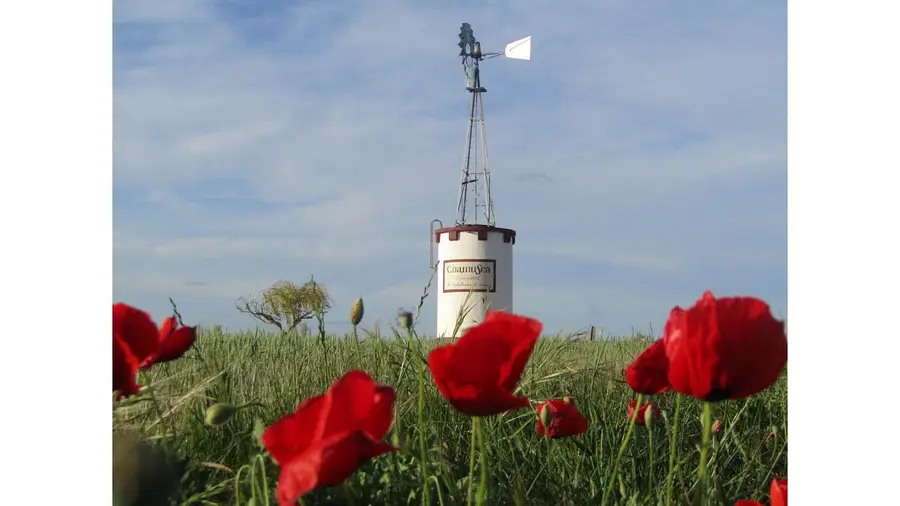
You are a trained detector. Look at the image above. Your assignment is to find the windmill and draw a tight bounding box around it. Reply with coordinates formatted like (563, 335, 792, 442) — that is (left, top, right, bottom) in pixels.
(429, 25, 532, 338)
(455, 23, 531, 226)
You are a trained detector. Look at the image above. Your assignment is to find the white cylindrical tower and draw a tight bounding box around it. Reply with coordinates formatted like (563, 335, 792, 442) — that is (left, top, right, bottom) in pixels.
(434, 224, 516, 338)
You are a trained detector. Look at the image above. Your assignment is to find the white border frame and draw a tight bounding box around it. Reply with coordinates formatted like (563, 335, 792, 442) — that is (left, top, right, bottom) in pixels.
(2, 1, 899, 503)
(0, 0, 112, 501)
(788, 1, 900, 503)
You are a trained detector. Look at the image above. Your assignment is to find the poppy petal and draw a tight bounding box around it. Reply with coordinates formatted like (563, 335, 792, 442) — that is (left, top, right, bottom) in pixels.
(492, 313, 542, 391)
(770, 477, 787, 506)
(433, 330, 506, 386)
(275, 431, 396, 506)
(428, 312, 541, 417)
(441, 312, 540, 391)
(625, 339, 671, 395)
(537, 399, 588, 439)
(159, 316, 177, 341)
(113, 334, 141, 398)
(152, 326, 197, 364)
(626, 399, 661, 426)
(322, 370, 394, 440)
(262, 395, 330, 466)
(367, 385, 396, 439)
(714, 297, 787, 399)
(427, 345, 455, 382)
(435, 382, 530, 417)
(665, 293, 786, 401)
(113, 303, 161, 364)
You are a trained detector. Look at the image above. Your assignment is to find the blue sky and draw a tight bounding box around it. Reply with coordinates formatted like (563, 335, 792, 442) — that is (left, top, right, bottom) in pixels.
(113, 0, 786, 337)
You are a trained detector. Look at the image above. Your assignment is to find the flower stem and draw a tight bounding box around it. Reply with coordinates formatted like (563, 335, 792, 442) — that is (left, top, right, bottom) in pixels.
(417, 354, 430, 506)
(601, 394, 642, 506)
(256, 454, 270, 506)
(466, 417, 477, 506)
(648, 420, 656, 493)
(139, 370, 175, 439)
(476, 417, 489, 506)
(665, 394, 682, 506)
(696, 402, 714, 506)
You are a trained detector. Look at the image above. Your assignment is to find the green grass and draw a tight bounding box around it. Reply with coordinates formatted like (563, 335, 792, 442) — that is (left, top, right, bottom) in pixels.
(113, 327, 787, 506)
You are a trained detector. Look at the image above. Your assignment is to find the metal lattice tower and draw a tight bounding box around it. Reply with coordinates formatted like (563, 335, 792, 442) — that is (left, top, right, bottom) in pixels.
(452, 24, 531, 227)
(455, 23, 497, 227)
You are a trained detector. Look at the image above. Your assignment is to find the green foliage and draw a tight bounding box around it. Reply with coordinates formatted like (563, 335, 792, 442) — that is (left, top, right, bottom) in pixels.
(113, 329, 787, 506)
(235, 277, 333, 333)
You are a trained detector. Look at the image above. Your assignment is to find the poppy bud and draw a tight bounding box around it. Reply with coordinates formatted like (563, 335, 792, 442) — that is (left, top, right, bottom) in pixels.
(539, 403, 553, 431)
(643, 405, 657, 427)
(204, 403, 237, 426)
(350, 298, 364, 326)
(398, 310, 414, 330)
(712, 419, 723, 433)
(562, 395, 573, 405)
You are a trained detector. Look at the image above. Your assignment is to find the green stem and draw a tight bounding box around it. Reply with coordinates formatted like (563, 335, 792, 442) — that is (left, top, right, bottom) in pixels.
(234, 465, 247, 505)
(256, 454, 270, 506)
(391, 403, 402, 493)
(235, 402, 265, 411)
(139, 370, 174, 439)
(648, 420, 656, 493)
(417, 348, 430, 506)
(601, 394, 642, 506)
(466, 417, 477, 506)
(696, 402, 714, 506)
(476, 417, 488, 506)
(665, 394, 682, 506)
(249, 458, 261, 503)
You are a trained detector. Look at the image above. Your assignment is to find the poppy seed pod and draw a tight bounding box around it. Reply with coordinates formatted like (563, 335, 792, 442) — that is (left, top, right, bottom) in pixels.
(350, 298, 364, 326)
(204, 403, 237, 426)
(397, 310, 413, 330)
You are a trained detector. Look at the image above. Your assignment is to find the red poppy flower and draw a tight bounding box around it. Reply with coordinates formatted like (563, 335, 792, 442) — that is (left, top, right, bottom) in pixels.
(735, 477, 786, 506)
(113, 333, 141, 398)
(261, 370, 397, 505)
(141, 316, 197, 368)
(428, 311, 542, 416)
(627, 399, 661, 426)
(663, 291, 787, 401)
(113, 303, 163, 398)
(113, 303, 198, 398)
(535, 397, 588, 439)
(769, 478, 787, 506)
(625, 339, 670, 395)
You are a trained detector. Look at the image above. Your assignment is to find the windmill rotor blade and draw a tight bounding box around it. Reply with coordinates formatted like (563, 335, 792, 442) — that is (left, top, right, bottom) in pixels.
(504, 36, 531, 60)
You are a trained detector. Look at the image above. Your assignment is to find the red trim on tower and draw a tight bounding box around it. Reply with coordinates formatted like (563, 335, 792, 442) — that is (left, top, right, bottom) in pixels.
(434, 225, 517, 245)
